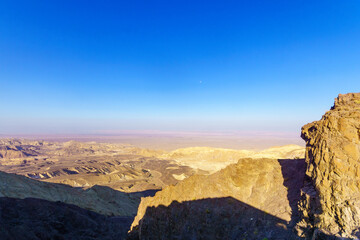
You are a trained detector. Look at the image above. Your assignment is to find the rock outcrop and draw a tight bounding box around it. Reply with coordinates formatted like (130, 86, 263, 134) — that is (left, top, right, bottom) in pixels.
(299, 93, 360, 238)
(129, 157, 306, 239)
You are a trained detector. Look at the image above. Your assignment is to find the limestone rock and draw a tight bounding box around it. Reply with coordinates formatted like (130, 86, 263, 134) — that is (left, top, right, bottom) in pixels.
(299, 93, 360, 238)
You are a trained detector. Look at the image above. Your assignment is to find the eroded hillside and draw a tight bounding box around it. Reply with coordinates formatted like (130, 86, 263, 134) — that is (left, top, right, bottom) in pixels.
(0, 140, 199, 192)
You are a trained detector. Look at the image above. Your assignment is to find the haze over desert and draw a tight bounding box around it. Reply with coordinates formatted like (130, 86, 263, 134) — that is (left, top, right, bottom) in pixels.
(0, 131, 304, 151)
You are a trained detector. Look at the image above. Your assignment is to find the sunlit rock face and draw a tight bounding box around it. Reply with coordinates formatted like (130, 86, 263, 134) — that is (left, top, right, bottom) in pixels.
(299, 93, 360, 238)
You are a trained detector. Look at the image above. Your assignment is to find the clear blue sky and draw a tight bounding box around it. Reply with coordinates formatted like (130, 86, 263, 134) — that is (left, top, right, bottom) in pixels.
(1, 1, 360, 135)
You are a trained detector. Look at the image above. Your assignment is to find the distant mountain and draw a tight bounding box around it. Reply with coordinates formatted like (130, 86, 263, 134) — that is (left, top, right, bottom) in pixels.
(161, 144, 305, 173)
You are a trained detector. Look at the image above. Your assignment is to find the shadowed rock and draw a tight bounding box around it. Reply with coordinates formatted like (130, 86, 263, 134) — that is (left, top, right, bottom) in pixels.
(129, 197, 297, 240)
(0, 197, 132, 240)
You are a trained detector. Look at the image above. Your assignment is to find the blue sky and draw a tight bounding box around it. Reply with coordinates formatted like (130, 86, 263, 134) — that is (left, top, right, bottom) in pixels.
(1, 1, 360, 135)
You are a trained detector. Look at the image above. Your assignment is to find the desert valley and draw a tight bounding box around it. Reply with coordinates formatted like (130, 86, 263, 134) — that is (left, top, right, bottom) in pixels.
(1, 93, 360, 239)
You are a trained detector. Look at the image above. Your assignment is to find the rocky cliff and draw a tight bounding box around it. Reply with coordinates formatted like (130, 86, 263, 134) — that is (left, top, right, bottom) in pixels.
(299, 93, 360, 238)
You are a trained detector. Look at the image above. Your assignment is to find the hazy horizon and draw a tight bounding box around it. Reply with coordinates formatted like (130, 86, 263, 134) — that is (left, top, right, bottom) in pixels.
(1, 1, 360, 137)
(0, 131, 304, 151)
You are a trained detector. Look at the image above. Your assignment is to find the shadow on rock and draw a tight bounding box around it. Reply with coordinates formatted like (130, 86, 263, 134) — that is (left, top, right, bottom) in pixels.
(128, 197, 299, 240)
(0, 197, 133, 240)
(278, 158, 306, 226)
